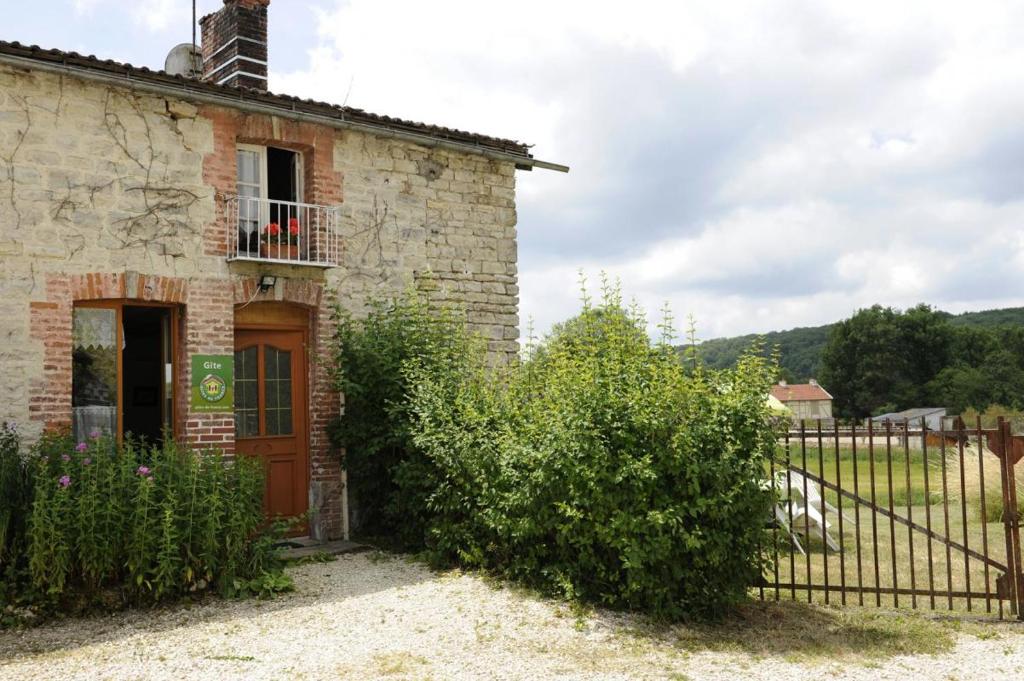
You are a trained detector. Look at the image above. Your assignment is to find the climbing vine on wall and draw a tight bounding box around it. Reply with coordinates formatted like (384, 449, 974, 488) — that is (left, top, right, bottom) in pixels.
(0, 72, 207, 270)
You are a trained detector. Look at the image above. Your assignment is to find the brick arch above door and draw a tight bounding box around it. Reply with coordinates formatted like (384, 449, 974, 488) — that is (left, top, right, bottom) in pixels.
(70, 272, 189, 304)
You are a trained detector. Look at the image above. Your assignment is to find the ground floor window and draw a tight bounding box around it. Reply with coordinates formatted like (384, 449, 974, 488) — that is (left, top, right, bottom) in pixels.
(72, 302, 177, 444)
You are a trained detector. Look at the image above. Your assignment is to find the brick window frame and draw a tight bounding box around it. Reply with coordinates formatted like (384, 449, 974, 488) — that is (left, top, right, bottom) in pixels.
(71, 300, 182, 443)
(30, 272, 190, 435)
(202, 107, 343, 258)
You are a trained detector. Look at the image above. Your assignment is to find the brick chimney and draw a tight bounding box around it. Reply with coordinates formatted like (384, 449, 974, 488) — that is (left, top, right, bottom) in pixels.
(199, 0, 270, 91)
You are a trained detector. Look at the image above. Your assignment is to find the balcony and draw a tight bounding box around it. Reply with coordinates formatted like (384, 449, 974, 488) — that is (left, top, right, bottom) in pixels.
(225, 195, 341, 267)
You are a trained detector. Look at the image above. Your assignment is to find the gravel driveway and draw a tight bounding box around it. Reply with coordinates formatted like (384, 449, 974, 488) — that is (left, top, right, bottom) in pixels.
(1, 552, 1022, 680)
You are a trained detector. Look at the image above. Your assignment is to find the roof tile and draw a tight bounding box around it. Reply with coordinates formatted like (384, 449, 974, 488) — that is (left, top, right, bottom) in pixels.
(0, 40, 533, 158)
(770, 383, 833, 402)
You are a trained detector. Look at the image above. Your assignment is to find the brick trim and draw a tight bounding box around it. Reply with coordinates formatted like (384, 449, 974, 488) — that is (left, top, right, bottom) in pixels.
(69, 272, 189, 304)
(200, 105, 343, 257)
(232, 276, 324, 307)
(28, 272, 190, 432)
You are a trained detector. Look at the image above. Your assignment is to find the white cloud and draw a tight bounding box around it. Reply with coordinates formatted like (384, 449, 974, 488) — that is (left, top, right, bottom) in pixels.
(272, 0, 1024, 338)
(73, 0, 218, 32)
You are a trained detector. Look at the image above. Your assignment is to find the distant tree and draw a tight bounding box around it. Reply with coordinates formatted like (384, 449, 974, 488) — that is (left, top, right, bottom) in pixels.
(928, 326, 1024, 414)
(927, 365, 988, 415)
(821, 305, 905, 417)
(891, 304, 954, 406)
(777, 366, 797, 384)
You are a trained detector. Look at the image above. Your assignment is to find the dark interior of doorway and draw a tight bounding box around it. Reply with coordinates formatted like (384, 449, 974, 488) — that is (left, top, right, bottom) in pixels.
(122, 306, 168, 446)
(268, 147, 299, 227)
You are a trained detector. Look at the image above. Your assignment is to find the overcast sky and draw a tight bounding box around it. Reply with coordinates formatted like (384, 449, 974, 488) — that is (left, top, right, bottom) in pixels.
(8, 0, 1024, 340)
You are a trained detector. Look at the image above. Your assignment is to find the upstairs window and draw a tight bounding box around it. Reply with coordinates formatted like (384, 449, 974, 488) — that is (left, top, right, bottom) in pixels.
(236, 145, 304, 253)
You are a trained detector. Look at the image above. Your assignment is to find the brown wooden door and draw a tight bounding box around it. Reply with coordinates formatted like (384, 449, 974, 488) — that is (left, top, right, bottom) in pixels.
(234, 329, 308, 527)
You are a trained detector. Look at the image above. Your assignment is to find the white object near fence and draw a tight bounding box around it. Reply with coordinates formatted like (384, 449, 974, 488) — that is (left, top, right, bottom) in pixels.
(775, 470, 850, 553)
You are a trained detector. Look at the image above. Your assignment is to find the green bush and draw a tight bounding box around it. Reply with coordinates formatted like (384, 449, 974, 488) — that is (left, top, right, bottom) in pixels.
(1, 430, 288, 615)
(328, 285, 474, 547)
(333, 281, 778, 618)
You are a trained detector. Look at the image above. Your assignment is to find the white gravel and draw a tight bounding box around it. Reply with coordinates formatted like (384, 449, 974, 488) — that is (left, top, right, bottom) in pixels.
(1, 552, 1022, 680)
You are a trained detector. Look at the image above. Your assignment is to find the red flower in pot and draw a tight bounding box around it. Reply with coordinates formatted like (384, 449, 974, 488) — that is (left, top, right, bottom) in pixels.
(260, 220, 301, 245)
(259, 219, 302, 259)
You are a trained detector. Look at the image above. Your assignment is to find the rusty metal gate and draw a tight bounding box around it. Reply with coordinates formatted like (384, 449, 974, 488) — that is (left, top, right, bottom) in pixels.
(762, 417, 1024, 619)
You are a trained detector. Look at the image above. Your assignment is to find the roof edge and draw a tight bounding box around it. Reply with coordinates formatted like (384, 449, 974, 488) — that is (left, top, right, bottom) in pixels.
(0, 44, 569, 173)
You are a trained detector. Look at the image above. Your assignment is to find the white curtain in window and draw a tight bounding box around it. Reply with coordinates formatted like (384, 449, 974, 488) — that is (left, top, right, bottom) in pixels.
(73, 307, 116, 350)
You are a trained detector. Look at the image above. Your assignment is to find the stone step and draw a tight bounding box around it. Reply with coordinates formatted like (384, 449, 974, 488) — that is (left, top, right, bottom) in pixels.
(279, 538, 369, 561)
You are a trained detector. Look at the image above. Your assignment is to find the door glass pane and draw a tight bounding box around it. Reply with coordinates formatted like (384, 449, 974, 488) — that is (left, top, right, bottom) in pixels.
(72, 307, 118, 441)
(264, 346, 293, 436)
(234, 346, 258, 437)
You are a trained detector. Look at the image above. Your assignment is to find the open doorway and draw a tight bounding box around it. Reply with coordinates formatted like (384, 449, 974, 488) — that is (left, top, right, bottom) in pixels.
(122, 306, 171, 445)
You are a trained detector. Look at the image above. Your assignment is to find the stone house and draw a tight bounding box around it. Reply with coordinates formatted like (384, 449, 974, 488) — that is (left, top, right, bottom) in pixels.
(770, 379, 834, 422)
(0, 0, 565, 540)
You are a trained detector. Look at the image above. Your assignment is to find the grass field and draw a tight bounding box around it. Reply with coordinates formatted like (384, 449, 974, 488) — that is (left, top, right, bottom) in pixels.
(783, 444, 936, 507)
(765, 439, 1023, 618)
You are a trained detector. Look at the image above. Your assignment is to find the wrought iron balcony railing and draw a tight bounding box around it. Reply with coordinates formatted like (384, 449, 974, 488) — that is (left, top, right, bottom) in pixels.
(225, 195, 341, 267)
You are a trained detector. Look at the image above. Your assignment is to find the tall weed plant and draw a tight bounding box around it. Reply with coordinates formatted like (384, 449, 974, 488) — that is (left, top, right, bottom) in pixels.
(1, 430, 286, 615)
(333, 278, 778, 618)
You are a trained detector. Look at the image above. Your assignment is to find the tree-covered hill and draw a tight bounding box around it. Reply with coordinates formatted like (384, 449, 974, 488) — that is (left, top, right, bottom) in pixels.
(942, 307, 1024, 328)
(691, 306, 1024, 382)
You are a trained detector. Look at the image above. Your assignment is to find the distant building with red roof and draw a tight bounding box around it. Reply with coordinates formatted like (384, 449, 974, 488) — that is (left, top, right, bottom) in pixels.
(770, 380, 833, 421)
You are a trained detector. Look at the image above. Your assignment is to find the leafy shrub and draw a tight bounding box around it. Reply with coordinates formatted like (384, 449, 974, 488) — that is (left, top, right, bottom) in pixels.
(1, 431, 287, 614)
(328, 285, 473, 547)
(333, 280, 778, 618)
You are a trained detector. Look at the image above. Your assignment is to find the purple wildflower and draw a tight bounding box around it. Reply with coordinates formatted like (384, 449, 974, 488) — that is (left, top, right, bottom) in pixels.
(58, 475, 71, 488)
(89, 429, 101, 439)
(136, 465, 151, 476)
(82, 458, 91, 466)
(75, 442, 88, 452)
(61, 454, 71, 462)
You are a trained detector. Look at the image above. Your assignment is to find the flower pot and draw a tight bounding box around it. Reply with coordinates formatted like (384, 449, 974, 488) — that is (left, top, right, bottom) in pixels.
(260, 242, 300, 260)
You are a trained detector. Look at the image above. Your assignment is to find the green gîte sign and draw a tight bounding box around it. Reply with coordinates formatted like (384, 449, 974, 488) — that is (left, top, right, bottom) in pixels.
(190, 355, 234, 413)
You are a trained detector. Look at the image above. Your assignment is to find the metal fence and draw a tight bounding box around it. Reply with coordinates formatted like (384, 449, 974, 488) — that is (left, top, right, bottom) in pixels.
(224, 194, 341, 267)
(762, 417, 1024, 619)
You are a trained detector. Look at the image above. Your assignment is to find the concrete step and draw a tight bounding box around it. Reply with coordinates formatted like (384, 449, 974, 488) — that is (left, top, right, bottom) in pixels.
(279, 538, 369, 561)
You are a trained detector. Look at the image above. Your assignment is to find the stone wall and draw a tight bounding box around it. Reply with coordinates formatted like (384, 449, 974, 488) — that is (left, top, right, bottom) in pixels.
(0, 64, 217, 442)
(332, 130, 520, 356)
